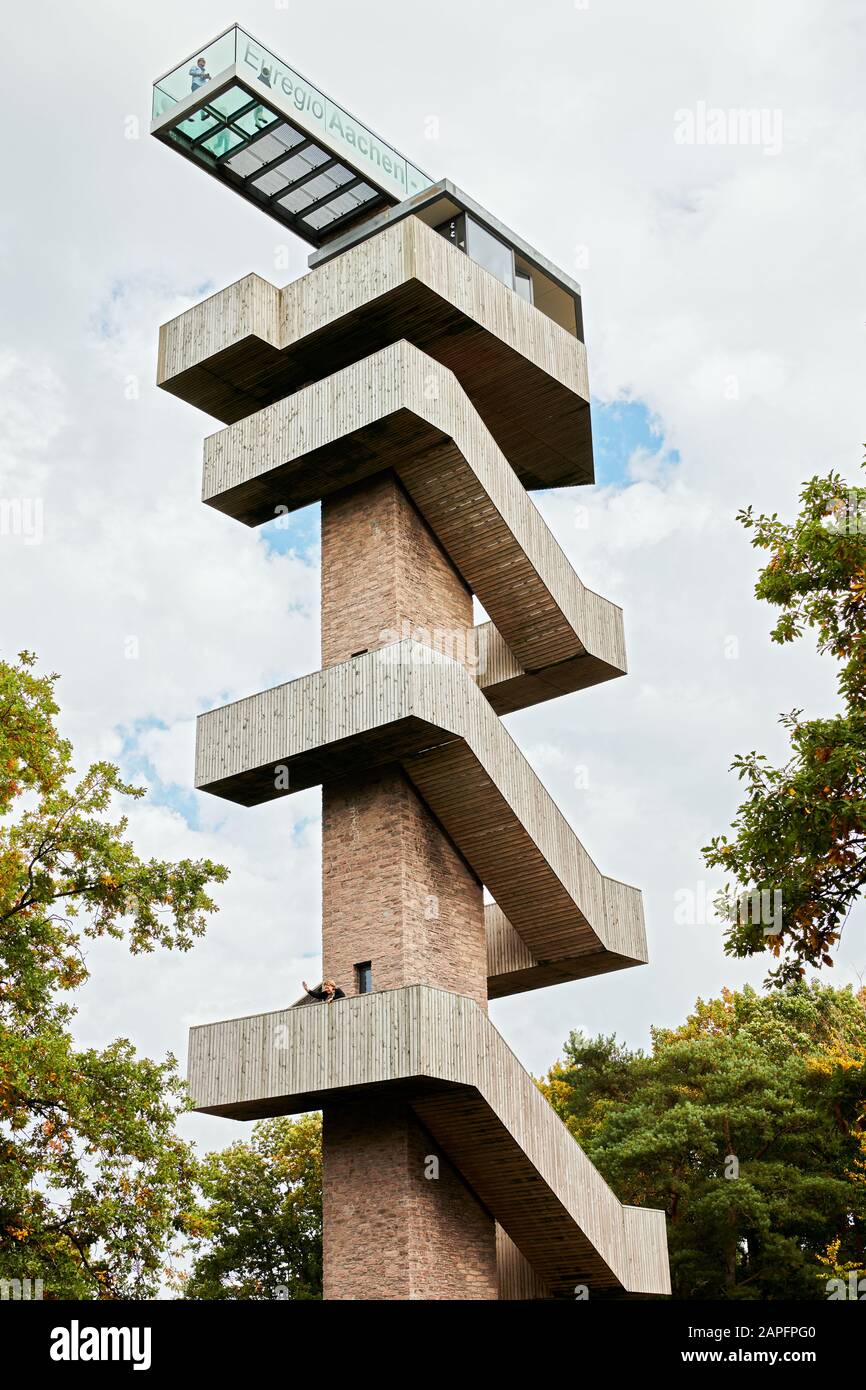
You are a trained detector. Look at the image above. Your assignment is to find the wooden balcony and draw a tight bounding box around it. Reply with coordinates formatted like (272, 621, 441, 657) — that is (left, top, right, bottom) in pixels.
(195, 642, 646, 978)
(158, 216, 593, 489)
(187, 985, 670, 1297)
(200, 339, 625, 711)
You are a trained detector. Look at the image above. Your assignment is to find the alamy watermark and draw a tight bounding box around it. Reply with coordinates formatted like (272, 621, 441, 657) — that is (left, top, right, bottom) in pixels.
(826, 1271, 866, 1300)
(0, 1277, 43, 1300)
(823, 490, 866, 535)
(674, 102, 783, 157)
(0, 497, 43, 545)
(377, 623, 484, 676)
(675, 882, 783, 937)
(50, 1322, 151, 1371)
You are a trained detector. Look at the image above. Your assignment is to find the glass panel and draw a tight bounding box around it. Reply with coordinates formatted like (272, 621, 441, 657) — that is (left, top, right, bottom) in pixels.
(176, 110, 220, 138)
(207, 85, 253, 119)
(465, 216, 515, 290)
(152, 83, 175, 121)
(151, 28, 238, 118)
(232, 105, 279, 137)
(200, 127, 245, 158)
(515, 267, 534, 304)
(406, 163, 432, 200)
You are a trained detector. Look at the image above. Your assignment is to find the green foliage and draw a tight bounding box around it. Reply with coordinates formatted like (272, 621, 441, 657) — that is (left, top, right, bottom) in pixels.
(539, 982, 866, 1299)
(704, 467, 866, 984)
(0, 651, 229, 1296)
(183, 1114, 322, 1300)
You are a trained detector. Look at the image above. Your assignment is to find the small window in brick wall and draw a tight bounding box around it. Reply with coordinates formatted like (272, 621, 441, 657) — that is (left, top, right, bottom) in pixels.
(355, 961, 373, 994)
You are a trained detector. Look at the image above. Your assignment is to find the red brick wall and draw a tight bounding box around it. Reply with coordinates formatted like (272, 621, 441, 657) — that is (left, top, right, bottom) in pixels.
(321, 471, 474, 669)
(322, 765, 487, 1007)
(323, 1098, 498, 1300)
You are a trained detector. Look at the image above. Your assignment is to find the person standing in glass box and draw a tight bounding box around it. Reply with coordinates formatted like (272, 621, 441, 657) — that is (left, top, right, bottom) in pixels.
(189, 56, 211, 122)
(189, 57, 211, 94)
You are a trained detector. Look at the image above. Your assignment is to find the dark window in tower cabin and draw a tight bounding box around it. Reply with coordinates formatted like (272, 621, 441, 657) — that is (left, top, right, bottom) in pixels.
(356, 961, 373, 994)
(434, 212, 466, 251)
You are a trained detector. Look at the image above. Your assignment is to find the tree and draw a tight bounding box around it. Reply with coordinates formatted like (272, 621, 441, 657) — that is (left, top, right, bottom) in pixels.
(183, 1114, 322, 1300)
(703, 467, 866, 984)
(0, 651, 228, 1297)
(539, 982, 866, 1299)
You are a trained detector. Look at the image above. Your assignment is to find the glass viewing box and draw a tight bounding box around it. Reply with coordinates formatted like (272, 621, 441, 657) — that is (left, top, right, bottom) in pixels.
(151, 24, 432, 246)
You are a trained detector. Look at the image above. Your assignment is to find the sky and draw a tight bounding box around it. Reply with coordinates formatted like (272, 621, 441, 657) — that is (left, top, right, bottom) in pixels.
(1, 0, 864, 1156)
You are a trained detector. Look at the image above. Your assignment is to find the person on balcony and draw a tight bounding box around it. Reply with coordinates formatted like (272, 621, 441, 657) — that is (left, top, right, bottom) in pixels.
(302, 978, 346, 1003)
(189, 57, 211, 125)
(189, 57, 211, 94)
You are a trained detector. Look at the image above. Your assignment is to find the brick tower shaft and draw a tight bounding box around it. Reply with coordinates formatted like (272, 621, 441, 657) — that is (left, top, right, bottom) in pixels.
(320, 471, 496, 1298)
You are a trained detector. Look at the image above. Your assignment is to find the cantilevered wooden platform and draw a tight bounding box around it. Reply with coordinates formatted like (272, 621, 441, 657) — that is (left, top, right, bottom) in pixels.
(195, 641, 646, 979)
(157, 216, 593, 489)
(187, 985, 670, 1297)
(200, 339, 625, 708)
